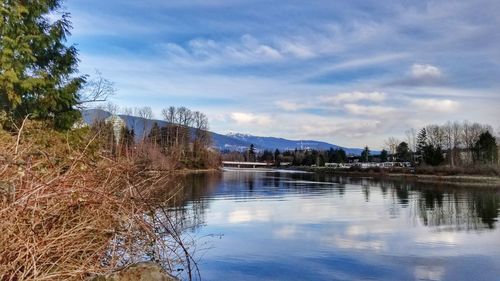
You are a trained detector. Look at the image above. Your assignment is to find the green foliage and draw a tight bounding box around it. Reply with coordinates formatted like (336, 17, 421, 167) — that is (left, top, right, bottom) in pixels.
(274, 149, 281, 166)
(474, 131, 498, 164)
(380, 149, 388, 162)
(396, 142, 411, 162)
(328, 148, 347, 163)
(148, 122, 161, 145)
(422, 144, 444, 166)
(0, 0, 85, 130)
(361, 146, 370, 162)
(416, 128, 427, 159)
(247, 144, 256, 162)
(259, 150, 274, 163)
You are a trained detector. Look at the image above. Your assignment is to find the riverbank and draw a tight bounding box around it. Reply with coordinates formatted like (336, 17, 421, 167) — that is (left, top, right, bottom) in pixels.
(293, 166, 500, 187)
(0, 122, 204, 280)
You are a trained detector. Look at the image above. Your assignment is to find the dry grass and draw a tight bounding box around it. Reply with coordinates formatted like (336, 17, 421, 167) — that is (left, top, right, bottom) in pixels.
(415, 165, 500, 176)
(0, 122, 196, 280)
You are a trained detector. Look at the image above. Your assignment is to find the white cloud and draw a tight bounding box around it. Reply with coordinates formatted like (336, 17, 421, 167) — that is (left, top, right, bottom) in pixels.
(411, 98, 459, 113)
(344, 104, 396, 116)
(321, 91, 386, 105)
(386, 64, 445, 87)
(230, 112, 272, 126)
(279, 41, 317, 59)
(411, 64, 443, 79)
(275, 100, 308, 111)
(255, 45, 282, 59)
(227, 209, 271, 224)
(161, 34, 284, 66)
(300, 118, 384, 140)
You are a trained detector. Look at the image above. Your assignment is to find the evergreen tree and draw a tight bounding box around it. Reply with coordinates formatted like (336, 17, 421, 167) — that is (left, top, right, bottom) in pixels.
(148, 122, 161, 146)
(361, 146, 370, 162)
(328, 148, 347, 163)
(396, 142, 411, 162)
(423, 144, 444, 166)
(248, 144, 256, 162)
(120, 126, 135, 156)
(474, 131, 498, 164)
(416, 128, 427, 163)
(317, 154, 326, 167)
(336, 148, 347, 163)
(274, 149, 281, 166)
(380, 149, 388, 162)
(0, 1, 86, 129)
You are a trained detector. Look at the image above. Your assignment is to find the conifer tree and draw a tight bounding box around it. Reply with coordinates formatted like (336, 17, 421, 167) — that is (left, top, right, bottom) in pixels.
(0, 0, 85, 129)
(361, 146, 370, 162)
(474, 131, 498, 164)
(416, 128, 428, 164)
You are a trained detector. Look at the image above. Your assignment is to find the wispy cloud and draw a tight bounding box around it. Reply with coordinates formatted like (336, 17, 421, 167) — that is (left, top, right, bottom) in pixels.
(411, 98, 459, 113)
(230, 112, 272, 126)
(411, 64, 442, 80)
(343, 104, 396, 116)
(320, 91, 386, 105)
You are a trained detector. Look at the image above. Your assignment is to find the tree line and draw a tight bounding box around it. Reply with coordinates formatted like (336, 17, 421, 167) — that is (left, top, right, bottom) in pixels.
(376, 121, 499, 167)
(222, 120, 498, 169)
(222, 146, 349, 167)
(92, 103, 218, 169)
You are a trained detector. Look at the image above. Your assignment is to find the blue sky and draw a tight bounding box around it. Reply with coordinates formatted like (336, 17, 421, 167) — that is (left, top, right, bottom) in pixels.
(66, 0, 500, 149)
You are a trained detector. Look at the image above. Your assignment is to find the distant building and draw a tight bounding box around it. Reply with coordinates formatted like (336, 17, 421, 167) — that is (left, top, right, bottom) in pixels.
(104, 115, 126, 144)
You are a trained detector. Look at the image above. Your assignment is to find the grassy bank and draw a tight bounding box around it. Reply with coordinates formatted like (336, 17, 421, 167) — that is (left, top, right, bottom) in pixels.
(0, 122, 203, 280)
(295, 165, 500, 187)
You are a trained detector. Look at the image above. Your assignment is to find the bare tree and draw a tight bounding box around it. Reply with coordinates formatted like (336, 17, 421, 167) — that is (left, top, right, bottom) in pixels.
(451, 121, 463, 165)
(162, 106, 176, 124)
(442, 121, 455, 166)
(136, 106, 153, 140)
(105, 102, 119, 116)
(122, 107, 133, 116)
(426, 124, 444, 148)
(193, 111, 210, 146)
(161, 106, 178, 149)
(77, 70, 116, 109)
(137, 106, 153, 120)
(385, 137, 400, 157)
(176, 107, 193, 126)
(405, 129, 416, 152)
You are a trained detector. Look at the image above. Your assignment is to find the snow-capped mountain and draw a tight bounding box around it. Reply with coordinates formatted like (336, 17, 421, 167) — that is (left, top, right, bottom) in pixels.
(226, 132, 364, 155)
(81, 109, 364, 155)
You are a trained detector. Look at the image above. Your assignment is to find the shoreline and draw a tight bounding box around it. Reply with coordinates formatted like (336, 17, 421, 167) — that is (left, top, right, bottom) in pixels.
(289, 166, 500, 187)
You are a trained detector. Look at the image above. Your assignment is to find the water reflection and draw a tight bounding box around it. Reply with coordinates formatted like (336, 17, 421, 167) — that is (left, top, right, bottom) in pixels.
(165, 171, 500, 281)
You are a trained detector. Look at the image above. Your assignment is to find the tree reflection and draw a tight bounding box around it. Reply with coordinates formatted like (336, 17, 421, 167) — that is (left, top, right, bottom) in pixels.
(413, 185, 499, 231)
(159, 172, 499, 243)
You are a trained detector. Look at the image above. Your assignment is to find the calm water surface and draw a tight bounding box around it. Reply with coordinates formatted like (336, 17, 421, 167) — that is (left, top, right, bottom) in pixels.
(170, 170, 500, 281)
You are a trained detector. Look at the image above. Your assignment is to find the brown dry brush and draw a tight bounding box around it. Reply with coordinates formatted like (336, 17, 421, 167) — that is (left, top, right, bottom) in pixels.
(0, 122, 198, 280)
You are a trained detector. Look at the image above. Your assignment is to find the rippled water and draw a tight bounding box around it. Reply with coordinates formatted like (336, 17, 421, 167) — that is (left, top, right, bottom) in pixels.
(169, 170, 500, 281)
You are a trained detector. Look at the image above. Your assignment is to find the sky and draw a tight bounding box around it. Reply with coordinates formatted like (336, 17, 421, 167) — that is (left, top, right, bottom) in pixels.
(65, 0, 500, 149)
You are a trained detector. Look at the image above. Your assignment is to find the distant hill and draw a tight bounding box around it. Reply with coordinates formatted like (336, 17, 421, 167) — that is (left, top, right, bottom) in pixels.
(81, 109, 365, 155)
(226, 133, 364, 155)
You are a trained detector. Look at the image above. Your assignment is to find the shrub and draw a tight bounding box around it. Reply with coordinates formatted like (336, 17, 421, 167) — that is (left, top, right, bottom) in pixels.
(0, 122, 196, 280)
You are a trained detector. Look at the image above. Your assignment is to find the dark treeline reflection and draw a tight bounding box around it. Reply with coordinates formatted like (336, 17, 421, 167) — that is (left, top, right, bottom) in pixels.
(148, 172, 222, 233)
(160, 171, 499, 233)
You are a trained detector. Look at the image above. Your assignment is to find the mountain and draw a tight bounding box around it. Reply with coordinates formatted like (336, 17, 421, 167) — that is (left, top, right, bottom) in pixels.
(81, 109, 251, 151)
(226, 133, 364, 155)
(81, 109, 365, 155)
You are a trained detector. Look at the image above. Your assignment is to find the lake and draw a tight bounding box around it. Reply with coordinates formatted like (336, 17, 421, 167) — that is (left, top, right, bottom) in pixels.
(169, 170, 500, 281)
